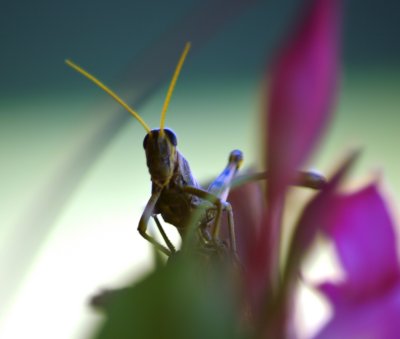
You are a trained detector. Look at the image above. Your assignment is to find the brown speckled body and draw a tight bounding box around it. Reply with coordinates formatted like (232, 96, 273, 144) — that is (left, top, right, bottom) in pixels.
(144, 129, 214, 239)
(153, 152, 205, 235)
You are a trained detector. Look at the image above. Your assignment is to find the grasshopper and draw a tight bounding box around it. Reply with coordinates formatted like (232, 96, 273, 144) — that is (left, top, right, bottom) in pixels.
(66, 43, 326, 259)
(66, 43, 244, 259)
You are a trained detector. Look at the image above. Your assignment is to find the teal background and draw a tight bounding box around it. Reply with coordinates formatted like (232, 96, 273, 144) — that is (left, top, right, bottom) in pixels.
(1, 0, 399, 338)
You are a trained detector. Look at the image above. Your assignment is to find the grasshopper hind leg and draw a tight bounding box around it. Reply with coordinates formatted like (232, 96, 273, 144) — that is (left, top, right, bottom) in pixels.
(182, 149, 243, 259)
(208, 150, 243, 253)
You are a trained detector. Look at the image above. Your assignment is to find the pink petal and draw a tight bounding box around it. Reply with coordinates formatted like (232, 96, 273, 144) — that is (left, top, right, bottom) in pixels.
(215, 178, 266, 316)
(249, 155, 358, 336)
(286, 153, 358, 283)
(227, 181, 264, 264)
(315, 284, 400, 339)
(262, 0, 342, 291)
(315, 184, 400, 338)
(266, 0, 341, 194)
(323, 184, 400, 302)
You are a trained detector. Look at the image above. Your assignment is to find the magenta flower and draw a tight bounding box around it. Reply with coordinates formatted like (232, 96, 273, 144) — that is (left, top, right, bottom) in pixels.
(314, 183, 400, 338)
(232, 0, 342, 331)
(230, 0, 400, 335)
(264, 0, 340, 276)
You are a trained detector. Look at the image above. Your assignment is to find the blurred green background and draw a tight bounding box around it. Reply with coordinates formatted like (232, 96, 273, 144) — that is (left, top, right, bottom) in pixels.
(1, 0, 399, 338)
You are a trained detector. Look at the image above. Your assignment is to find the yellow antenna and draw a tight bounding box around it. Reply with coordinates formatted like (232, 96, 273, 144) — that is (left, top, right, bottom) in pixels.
(159, 42, 191, 132)
(65, 59, 151, 133)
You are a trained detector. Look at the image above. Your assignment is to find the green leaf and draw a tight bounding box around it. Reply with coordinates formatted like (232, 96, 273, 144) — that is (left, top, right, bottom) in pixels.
(90, 255, 246, 339)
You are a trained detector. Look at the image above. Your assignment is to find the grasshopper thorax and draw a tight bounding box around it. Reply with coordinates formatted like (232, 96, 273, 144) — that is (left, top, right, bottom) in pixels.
(143, 128, 178, 187)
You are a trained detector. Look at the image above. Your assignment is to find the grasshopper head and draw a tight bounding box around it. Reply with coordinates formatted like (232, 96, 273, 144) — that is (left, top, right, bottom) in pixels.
(143, 128, 178, 187)
(65, 43, 190, 188)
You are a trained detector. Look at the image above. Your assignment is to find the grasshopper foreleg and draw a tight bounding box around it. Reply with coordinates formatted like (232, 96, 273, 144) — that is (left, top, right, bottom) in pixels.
(153, 215, 176, 253)
(138, 190, 172, 256)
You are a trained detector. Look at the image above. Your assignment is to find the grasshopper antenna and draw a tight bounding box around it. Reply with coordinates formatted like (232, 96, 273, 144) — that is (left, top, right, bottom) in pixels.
(159, 42, 191, 134)
(65, 59, 151, 133)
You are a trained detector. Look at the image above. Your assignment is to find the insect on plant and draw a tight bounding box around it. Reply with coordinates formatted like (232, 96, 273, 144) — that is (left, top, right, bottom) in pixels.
(66, 43, 246, 259)
(65, 42, 326, 260)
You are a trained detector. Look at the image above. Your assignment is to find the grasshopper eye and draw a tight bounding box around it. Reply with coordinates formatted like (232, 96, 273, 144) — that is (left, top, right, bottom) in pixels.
(143, 133, 150, 149)
(164, 128, 178, 146)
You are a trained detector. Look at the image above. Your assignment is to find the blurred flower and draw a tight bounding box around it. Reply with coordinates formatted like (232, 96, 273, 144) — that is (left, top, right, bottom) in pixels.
(231, 0, 342, 335)
(314, 184, 400, 339)
(231, 0, 400, 336)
